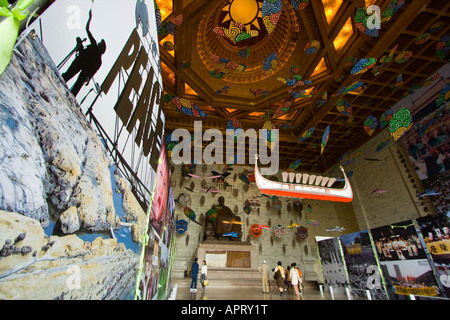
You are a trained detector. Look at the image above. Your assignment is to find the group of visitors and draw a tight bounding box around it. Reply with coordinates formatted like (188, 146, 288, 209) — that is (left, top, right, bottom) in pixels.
(258, 260, 304, 296)
(189, 258, 208, 292)
(188, 258, 304, 296)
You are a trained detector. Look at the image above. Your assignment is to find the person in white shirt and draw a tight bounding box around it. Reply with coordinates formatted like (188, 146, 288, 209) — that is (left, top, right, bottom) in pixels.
(200, 260, 208, 291)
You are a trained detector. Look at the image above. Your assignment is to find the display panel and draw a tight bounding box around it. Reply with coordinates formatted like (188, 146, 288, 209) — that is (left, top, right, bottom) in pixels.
(317, 237, 349, 291)
(339, 231, 388, 300)
(370, 220, 442, 298)
(417, 213, 450, 297)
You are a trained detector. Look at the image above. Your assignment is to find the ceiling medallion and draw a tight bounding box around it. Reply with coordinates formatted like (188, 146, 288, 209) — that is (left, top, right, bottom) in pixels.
(197, 0, 299, 83)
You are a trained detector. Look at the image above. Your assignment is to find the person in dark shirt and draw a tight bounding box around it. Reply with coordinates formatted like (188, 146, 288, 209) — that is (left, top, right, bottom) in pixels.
(190, 258, 199, 292)
(62, 10, 106, 97)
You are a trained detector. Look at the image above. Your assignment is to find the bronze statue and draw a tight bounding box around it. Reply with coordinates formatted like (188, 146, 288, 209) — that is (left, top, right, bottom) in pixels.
(205, 196, 242, 241)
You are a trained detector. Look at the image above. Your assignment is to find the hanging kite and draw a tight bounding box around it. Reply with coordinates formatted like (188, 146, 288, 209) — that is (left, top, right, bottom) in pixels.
(210, 54, 246, 73)
(273, 225, 286, 239)
(332, 82, 365, 96)
(307, 220, 320, 226)
(316, 91, 328, 108)
(364, 115, 378, 136)
(286, 223, 301, 228)
(238, 46, 251, 58)
(206, 207, 218, 222)
(222, 218, 245, 225)
(250, 224, 263, 238)
(380, 109, 394, 128)
(261, 0, 282, 35)
(277, 75, 312, 88)
(262, 53, 278, 76)
(395, 51, 413, 63)
(350, 58, 377, 75)
(183, 207, 202, 225)
(304, 40, 320, 54)
(159, 14, 183, 37)
(262, 120, 277, 150)
(216, 82, 232, 95)
(249, 198, 260, 210)
(273, 101, 292, 118)
(289, 89, 312, 100)
(336, 100, 352, 116)
(291, 0, 310, 10)
(389, 108, 412, 141)
(298, 127, 315, 142)
(436, 82, 450, 106)
(381, 0, 406, 23)
(436, 34, 450, 60)
(296, 226, 308, 239)
(287, 159, 301, 172)
(271, 196, 281, 210)
(321, 126, 330, 154)
(222, 232, 239, 238)
(176, 219, 188, 234)
(250, 88, 270, 97)
(243, 204, 252, 215)
(391, 73, 404, 90)
(213, 21, 258, 44)
(163, 94, 207, 117)
(415, 33, 430, 45)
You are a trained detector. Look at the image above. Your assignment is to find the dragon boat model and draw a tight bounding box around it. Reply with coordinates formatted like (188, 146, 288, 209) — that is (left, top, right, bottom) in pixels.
(254, 155, 353, 202)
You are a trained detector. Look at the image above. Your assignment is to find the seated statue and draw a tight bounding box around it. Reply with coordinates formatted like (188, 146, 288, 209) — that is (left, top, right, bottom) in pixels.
(207, 196, 242, 241)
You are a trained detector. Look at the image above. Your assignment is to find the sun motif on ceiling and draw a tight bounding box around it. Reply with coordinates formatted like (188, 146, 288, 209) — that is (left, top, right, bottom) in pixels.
(221, 0, 263, 32)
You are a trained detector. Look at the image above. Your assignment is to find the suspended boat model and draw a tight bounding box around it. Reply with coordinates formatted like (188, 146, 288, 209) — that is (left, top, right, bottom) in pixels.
(254, 155, 353, 202)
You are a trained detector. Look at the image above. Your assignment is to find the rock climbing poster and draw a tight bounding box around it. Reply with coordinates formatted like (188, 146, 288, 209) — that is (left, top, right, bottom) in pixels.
(416, 213, 450, 298)
(339, 231, 388, 300)
(0, 0, 166, 300)
(26, 0, 165, 210)
(317, 237, 350, 293)
(370, 220, 442, 299)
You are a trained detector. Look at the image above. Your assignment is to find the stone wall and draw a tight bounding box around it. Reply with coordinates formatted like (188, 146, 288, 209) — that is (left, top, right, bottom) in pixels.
(340, 129, 431, 230)
(170, 161, 359, 282)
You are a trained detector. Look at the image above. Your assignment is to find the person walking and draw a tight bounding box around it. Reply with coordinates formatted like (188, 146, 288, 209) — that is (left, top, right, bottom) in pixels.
(258, 260, 270, 294)
(290, 263, 301, 295)
(200, 260, 208, 291)
(190, 258, 199, 292)
(274, 261, 285, 296)
(285, 265, 292, 293)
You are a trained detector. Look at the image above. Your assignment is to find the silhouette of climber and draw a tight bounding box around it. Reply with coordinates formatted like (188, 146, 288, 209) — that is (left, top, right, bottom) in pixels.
(62, 10, 106, 97)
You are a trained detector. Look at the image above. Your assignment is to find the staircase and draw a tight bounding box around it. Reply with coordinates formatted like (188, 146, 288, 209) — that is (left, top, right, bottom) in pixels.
(171, 267, 318, 290)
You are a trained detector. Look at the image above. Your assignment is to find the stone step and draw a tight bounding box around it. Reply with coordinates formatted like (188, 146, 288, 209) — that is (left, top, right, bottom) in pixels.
(172, 276, 319, 290)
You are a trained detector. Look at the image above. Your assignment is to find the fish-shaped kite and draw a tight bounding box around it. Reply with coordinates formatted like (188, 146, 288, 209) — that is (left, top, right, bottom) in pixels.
(222, 232, 239, 238)
(326, 226, 346, 232)
(370, 188, 388, 194)
(200, 187, 221, 193)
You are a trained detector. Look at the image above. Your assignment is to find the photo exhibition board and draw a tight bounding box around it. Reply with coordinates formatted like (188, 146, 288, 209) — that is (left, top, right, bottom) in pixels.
(339, 230, 389, 300)
(416, 213, 450, 297)
(317, 237, 350, 293)
(370, 220, 443, 298)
